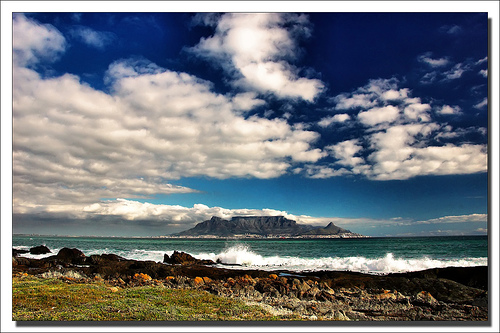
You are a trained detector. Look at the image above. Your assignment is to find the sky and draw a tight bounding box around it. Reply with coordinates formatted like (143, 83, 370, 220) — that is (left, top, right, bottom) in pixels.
(4, 5, 497, 237)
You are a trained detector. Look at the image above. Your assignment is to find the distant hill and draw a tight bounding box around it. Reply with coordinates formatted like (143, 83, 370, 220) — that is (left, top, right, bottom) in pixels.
(170, 216, 365, 238)
(301, 222, 353, 235)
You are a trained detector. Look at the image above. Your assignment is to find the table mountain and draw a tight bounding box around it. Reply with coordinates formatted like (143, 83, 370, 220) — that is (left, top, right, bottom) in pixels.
(171, 216, 363, 238)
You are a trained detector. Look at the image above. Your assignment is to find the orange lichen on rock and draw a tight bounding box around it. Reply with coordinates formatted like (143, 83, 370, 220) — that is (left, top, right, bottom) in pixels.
(134, 273, 152, 281)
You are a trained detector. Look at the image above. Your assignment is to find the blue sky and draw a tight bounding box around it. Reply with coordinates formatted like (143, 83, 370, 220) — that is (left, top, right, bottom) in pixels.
(6, 6, 496, 237)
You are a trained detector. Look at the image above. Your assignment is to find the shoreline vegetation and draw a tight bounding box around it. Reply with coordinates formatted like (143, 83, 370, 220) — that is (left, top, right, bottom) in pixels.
(12, 246, 488, 321)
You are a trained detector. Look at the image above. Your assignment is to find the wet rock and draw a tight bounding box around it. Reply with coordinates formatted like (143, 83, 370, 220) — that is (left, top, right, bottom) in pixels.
(163, 251, 216, 266)
(55, 248, 86, 264)
(88, 253, 128, 265)
(30, 245, 51, 255)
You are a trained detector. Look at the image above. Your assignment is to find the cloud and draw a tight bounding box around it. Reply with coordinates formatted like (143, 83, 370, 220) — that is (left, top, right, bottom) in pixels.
(419, 55, 487, 84)
(403, 102, 431, 122)
(189, 13, 324, 101)
(13, 17, 327, 212)
(333, 93, 377, 110)
(13, 197, 487, 236)
(358, 105, 400, 126)
(305, 78, 487, 180)
(437, 105, 462, 115)
(440, 24, 463, 35)
(83, 199, 303, 223)
(230, 92, 266, 111)
(12, 14, 66, 66)
(366, 127, 486, 180)
(15, 198, 341, 230)
(418, 53, 450, 67)
(303, 165, 351, 179)
(326, 139, 364, 167)
(478, 69, 487, 78)
(476, 57, 487, 65)
(69, 25, 115, 49)
(318, 113, 350, 127)
(443, 63, 467, 80)
(413, 214, 487, 225)
(474, 97, 488, 109)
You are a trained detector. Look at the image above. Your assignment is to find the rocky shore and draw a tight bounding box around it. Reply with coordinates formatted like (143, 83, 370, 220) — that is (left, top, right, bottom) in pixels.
(12, 246, 488, 321)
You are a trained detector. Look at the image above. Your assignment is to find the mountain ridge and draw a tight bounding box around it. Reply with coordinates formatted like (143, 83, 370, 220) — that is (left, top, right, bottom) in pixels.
(170, 216, 366, 238)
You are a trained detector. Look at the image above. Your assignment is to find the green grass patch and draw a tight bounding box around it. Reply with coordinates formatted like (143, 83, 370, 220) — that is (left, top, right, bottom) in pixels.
(13, 275, 301, 321)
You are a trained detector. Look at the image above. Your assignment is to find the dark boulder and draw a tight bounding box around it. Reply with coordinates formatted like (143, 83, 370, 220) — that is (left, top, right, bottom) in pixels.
(29, 245, 51, 255)
(56, 247, 86, 263)
(87, 253, 128, 265)
(164, 251, 215, 266)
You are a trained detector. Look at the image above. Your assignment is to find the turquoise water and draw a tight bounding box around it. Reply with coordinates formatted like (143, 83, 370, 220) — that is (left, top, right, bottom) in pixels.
(12, 235, 487, 274)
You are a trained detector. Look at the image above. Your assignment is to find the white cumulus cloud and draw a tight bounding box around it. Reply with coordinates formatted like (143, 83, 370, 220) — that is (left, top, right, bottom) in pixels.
(189, 13, 324, 101)
(13, 13, 66, 66)
(318, 113, 351, 127)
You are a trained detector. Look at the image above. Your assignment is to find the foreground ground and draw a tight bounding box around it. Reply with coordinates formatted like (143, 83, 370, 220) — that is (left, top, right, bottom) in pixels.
(12, 247, 489, 321)
(12, 274, 300, 321)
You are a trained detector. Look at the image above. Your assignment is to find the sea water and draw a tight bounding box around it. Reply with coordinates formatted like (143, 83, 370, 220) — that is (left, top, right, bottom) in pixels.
(12, 235, 488, 274)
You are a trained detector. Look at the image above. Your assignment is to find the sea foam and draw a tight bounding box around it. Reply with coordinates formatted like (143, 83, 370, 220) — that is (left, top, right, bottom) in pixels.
(194, 245, 487, 274)
(16, 243, 487, 274)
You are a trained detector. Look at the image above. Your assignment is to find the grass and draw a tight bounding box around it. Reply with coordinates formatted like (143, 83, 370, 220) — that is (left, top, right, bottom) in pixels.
(12, 275, 302, 321)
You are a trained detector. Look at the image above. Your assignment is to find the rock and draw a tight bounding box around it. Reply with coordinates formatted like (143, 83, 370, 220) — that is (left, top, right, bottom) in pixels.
(29, 245, 51, 255)
(193, 277, 204, 285)
(109, 287, 119, 292)
(12, 248, 29, 256)
(163, 251, 215, 266)
(40, 271, 64, 279)
(472, 292, 488, 307)
(333, 310, 350, 321)
(56, 248, 85, 263)
(89, 253, 128, 265)
(134, 273, 152, 281)
(164, 251, 196, 265)
(414, 291, 438, 305)
(63, 270, 86, 280)
(12, 256, 31, 266)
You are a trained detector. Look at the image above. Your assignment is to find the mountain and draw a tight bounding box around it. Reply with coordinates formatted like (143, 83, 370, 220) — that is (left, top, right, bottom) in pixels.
(301, 222, 352, 236)
(170, 216, 365, 238)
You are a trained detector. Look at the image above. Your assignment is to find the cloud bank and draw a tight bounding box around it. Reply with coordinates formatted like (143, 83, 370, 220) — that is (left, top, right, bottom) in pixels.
(309, 78, 487, 180)
(13, 14, 325, 214)
(13, 198, 487, 237)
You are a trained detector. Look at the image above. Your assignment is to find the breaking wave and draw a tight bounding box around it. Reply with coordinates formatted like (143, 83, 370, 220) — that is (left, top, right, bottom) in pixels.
(194, 244, 487, 274)
(16, 243, 488, 274)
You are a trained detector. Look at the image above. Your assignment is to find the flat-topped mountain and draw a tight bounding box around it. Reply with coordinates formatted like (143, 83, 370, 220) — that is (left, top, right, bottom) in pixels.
(170, 216, 366, 238)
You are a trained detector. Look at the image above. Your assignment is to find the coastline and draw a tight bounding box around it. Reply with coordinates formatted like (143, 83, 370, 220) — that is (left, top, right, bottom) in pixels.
(12, 246, 488, 321)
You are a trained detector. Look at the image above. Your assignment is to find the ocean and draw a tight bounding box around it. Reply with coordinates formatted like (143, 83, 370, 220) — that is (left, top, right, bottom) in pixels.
(12, 235, 488, 275)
